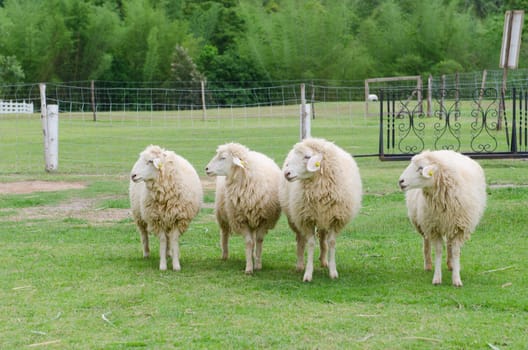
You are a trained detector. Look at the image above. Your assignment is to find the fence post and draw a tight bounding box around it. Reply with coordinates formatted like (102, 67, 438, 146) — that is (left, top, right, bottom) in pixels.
(46, 104, 59, 171)
(455, 71, 460, 120)
(40, 84, 50, 171)
(91, 80, 97, 122)
(201, 80, 207, 121)
(427, 75, 432, 117)
(300, 83, 310, 140)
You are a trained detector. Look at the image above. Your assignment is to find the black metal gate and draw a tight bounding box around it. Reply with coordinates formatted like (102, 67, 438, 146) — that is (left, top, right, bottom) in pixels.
(378, 88, 528, 160)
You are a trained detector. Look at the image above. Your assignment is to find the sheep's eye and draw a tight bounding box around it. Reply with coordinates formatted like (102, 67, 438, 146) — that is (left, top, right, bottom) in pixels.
(147, 159, 154, 164)
(304, 155, 311, 160)
(219, 156, 226, 161)
(417, 166, 423, 172)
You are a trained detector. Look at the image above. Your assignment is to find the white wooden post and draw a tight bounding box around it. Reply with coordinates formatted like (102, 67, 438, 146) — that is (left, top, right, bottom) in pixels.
(46, 104, 59, 171)
(40, 83, 59, 172)
(300, 84, 311, 140)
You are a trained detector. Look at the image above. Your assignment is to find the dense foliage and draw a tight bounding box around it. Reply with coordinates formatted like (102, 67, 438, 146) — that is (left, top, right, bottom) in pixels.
(0, 0, 526, 84)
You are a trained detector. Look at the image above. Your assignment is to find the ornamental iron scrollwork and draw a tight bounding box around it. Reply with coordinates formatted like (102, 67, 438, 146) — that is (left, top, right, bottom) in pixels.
(470, 88, 499, 153)
(385, 89, 425, 154)
(432, 89, 462, 151)
(380, 87, 528, 159)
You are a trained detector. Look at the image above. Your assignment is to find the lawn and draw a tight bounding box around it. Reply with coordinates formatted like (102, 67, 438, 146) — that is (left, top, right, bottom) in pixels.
(1, 103, 527, 349)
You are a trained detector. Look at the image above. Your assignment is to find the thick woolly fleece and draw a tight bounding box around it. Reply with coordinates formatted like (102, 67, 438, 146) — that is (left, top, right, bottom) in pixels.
(213, 143, 282, 236)
(129, 145, 202, 257)
(280, 138, 362, 237)
(404, 150, 486, 244)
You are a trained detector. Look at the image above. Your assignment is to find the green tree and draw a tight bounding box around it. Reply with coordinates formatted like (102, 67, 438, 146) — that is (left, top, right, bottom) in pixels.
(238, 0, 373, 81)
(108, 0, 199, 82)
(0, 0, 71, 81)
(169, 45, 204, 83)
(0, 55, 25, 83)
(183, 0, 245, 54)
(0, 0, 120, 81)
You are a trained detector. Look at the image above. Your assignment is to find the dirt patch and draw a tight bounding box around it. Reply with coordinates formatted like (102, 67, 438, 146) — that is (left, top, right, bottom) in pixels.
(0, 181, 86, 194)
(2, 196, 131, 224)
(0, 179, 215, 224)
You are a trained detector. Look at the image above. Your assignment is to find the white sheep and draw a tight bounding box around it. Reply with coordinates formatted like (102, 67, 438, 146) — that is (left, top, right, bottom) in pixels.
(280, 138, 362, 282)
(367, 94, 378, 101)
(205, 142, 282, 274)
(398, 150, 486, 287)
(129, 145, 203, 271)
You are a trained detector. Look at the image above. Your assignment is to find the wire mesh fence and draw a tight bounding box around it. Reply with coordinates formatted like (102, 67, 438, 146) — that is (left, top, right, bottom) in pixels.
(1, 69, 527, 175)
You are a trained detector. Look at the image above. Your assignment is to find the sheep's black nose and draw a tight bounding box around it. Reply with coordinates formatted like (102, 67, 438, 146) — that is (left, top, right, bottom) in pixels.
(131, 174, 137, 181)
(398, 179, 404, 185)
(205, 166, 209, 172)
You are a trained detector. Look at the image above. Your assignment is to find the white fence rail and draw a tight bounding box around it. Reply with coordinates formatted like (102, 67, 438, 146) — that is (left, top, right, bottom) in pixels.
(0, 100, 34, 114)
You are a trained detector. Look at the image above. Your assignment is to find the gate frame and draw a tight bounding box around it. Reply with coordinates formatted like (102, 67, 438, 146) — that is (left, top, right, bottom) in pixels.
(378, 87, 528, 161)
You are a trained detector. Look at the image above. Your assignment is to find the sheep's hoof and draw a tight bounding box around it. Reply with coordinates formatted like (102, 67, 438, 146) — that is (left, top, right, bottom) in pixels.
(244, 269, 253, 275)
(255, 263, 262, 270)
(320, 260, 328, 268)
(432, 278, 442, 285)
(452, 279, 463, 287)
(302, 274, 312, 282)
(424, 264, 432, 271)
(329, 271, 339, 279)
(296, 263, 305, 272)
(172, 264, 181, 271)
(159, 265, 167, 271)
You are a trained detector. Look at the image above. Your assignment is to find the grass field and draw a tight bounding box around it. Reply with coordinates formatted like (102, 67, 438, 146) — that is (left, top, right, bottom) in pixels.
(1, 103, 527, 349)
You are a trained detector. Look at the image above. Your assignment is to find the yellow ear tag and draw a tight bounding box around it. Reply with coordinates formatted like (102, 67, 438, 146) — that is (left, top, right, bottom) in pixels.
(315, 161, 320, 168)
(428, 170, 433, 176)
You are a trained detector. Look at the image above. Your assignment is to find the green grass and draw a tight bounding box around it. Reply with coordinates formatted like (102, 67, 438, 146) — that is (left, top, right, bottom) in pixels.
(1, 104, 527, 349)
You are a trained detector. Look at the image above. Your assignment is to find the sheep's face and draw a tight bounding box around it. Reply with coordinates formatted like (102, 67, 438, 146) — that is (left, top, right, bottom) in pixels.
(398, 159, 437, 191)
(283, 148, 322, 182)
(205, 149, 245, 177)
(130, 153, 163, 183)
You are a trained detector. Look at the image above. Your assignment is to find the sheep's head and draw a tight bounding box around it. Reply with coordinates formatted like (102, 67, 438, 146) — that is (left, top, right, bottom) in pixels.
(205, 143, 248, 177)
(130, 145, 166, 183)
(398, 152, 437, 191)
(282, 144, 323, 182)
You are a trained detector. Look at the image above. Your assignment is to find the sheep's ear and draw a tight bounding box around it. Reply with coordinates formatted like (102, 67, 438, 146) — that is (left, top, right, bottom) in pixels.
(307, 154, 323, 172)
(422, 164, 437, 178)
(153, 158, 163, 170)
(232, 156, 245, 169)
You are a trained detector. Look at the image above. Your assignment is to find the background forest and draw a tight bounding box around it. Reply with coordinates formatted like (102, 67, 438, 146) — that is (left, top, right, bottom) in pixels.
(0, 0, 526, 87)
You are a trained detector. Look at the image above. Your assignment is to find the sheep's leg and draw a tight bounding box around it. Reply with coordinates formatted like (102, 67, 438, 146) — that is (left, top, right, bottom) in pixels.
(450, 240, 463, 287)
(243, 230, 254, 274)
(303, 234, 316, 282)
(138, 223, 150, 258)
(318, 229, 329, 268)
(446, 240, 453, 271)
(295, 232, 306, 272)
(327, 231, 338, 279)
(432, 238, 443, 285)
(169, 229, 181, 271)
(254, 229, 265, 270)
(220, 228, 229, 260)
(159, 233, 168, 271)
(423, 236, 432, 271)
